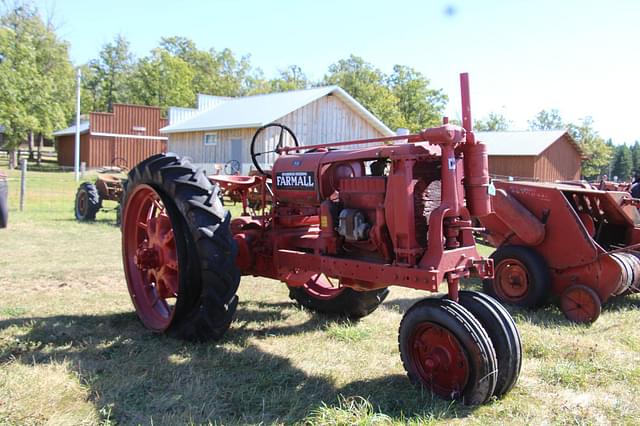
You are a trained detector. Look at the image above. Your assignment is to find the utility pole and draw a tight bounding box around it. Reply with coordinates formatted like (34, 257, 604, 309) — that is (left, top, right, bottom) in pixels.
(74, 68, 82, 181)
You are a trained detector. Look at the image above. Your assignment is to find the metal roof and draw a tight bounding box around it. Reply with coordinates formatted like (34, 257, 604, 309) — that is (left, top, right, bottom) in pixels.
(53, 121, 90, 137)
(475, 130, 580, 156)
(160, 86, 394, 136)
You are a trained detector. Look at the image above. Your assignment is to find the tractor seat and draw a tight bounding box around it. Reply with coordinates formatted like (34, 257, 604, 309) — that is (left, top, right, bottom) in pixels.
(209, 175, 259, 191)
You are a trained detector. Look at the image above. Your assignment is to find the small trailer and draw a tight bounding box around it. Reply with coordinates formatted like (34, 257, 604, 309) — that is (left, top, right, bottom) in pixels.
(480, 180, 640, 322)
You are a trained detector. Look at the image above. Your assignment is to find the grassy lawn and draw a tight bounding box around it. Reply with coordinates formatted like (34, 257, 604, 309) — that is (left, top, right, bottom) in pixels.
(2, 158, 640, 425)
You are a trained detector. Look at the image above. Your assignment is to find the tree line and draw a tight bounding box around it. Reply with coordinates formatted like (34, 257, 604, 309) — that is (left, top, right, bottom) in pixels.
(0, 2, 625, 180)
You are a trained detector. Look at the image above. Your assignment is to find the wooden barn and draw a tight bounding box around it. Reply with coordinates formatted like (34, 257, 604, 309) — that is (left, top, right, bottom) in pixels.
(476, 130, 583, 181)
(161, 87, 394, 174)
(54, 104, 168, 169)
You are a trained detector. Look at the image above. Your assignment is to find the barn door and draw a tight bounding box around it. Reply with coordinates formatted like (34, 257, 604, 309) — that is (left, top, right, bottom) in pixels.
(230, 138, 243, 163)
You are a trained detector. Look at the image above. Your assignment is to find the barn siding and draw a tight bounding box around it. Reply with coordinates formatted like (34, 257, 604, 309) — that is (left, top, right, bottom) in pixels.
(533, 135, 581, 181)
(56, 104, 168, 168)
(168, 128, 257, 174)
(167, 94, 385, 173)
(90, 104, 167, 136)
(488, 156, 536, 180)
(56, 133, 90, 167)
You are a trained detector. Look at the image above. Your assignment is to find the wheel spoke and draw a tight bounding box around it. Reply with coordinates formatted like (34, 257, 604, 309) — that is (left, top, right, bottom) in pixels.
(153, 199, 165, 215)
(124, 184, 180, 332)
(163, 229, 174, 246)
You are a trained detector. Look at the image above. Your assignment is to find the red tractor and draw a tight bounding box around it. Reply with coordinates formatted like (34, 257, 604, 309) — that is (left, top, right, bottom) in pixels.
(120, 74, 522, 405)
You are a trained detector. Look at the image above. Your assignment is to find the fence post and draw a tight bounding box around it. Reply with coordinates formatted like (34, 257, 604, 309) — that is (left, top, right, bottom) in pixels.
(80, 162, 86, 178)
(20, 159, 27, 211)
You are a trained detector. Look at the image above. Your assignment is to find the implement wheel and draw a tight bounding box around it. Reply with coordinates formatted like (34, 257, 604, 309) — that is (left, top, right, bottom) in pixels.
(75, 182, 101, 221)
(399, 298, 497, 405)
(459, 291, 522, 397)
(287, 274, 388, 318)
(560, 285, 601, 323)
(483, 245, 551, 308)
(122, 154, 240, 341)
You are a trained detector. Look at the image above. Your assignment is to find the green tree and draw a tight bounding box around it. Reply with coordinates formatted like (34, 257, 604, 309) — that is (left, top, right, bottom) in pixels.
(84, 34, 133, 111)
(388, 65, 447, 131)
(474, 112, 510, 131)
(0, 24, 38, 167)
(159, 36, 261, 97)
(631, 140, 640, 173)
(267, 65, 309, 92)
(567, 117, 613, 180)
(0, 2, 74, 167)
(128, 49, 195, 109)
(323, 55, 403, 130)
(528, 109, 564, 130)
(611, 144, 633, 181)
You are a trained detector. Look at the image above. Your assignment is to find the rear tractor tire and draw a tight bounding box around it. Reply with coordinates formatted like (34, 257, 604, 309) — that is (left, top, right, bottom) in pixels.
(75, 182, 101, 221)
(483, 245, 551, 309)
(399, 297, 498, 405)
(288, 274, 389, 318)
(121, 153, 240, 341)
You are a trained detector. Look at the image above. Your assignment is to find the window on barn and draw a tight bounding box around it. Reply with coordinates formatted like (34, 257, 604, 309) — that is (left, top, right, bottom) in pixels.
(203, 133, 219, 146)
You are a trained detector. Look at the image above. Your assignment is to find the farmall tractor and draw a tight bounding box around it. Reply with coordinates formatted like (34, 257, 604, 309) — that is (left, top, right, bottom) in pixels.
(120, 74, 522, 405)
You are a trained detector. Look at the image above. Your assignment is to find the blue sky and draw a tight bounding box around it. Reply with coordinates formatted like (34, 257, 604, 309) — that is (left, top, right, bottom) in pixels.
(39, 0, 640, 143)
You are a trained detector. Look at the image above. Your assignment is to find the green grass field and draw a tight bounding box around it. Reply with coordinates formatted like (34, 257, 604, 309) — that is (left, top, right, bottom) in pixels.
(2, 158, 640, 425)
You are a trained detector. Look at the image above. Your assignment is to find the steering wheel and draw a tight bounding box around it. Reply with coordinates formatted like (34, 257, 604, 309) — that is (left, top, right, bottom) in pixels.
(224, 159, 241, 175)
(250, 123, 299, 175)
(111, 157, 129, 172)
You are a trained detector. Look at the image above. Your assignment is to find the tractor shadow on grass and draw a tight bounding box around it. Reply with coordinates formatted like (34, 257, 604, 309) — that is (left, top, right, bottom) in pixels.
(0, 300, 478, 424)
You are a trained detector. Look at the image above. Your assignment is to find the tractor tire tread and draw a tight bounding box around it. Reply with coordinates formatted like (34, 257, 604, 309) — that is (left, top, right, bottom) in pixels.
(75, 182, 101, 221)
(124, 153, 240, 341)
(399, 297, 497, 405)
(459, 290, 522, 398)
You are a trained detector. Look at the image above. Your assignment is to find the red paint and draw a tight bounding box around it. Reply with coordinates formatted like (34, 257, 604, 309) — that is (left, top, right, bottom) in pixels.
(409, 322, 470, 398)
(213, 73, 492, 301)
(121, 184, 178, 331)
(481, 180, 640, 320)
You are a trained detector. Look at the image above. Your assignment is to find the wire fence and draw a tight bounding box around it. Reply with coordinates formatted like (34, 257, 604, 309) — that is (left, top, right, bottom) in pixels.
(0, 154, 119, 224)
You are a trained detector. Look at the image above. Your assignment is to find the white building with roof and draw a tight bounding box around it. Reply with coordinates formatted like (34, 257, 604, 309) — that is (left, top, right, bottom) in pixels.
(161, 86, 394, 174)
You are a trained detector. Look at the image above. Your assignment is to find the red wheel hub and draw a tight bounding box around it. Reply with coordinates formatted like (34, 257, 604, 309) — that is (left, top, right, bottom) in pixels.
(494, 259, 529, 301)
(303, 274, 344, 300)
(561, 285, 601, 323)
(122, 185, 179, 331)
(409, 322, 469, 398)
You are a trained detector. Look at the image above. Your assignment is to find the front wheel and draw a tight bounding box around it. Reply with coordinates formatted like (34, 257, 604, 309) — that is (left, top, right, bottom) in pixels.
(399, 298, 497, 405)
(458, 291, 522, 398)
(287, 274, 388, 318)
(121, 154, 241, 341)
